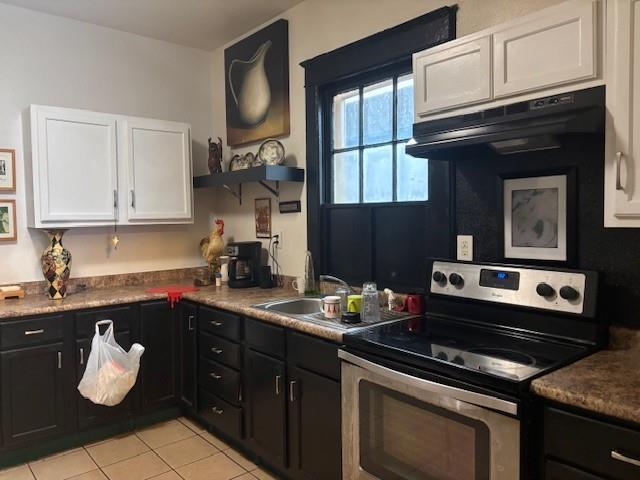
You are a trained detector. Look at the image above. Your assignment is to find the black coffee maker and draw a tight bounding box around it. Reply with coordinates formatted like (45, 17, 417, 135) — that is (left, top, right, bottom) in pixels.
(227, 242, 262, 288)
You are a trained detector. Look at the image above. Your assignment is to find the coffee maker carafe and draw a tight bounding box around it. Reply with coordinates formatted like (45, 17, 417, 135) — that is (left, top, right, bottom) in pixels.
(226, 242, 262, 288)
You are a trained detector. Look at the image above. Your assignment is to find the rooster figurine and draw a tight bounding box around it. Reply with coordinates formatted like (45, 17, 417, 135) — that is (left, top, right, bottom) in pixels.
(200, 219, 225, 276)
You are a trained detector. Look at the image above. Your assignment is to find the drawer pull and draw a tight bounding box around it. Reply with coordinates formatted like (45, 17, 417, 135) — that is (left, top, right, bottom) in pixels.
(79, 347, 84, 365)
(210, 320, 223, 327)
(24, 329, 44, 336)
(209, 372, 222, 380)
(211, 347, 223, 354)
(611, 450, 640, 468)
(212, 407, 224, 415)
(188, 315, 195, 331)
(57, 351, 62, 369)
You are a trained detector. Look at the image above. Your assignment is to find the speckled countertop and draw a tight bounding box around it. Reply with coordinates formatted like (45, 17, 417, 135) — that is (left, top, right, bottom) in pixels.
(531, 327, 640, 425)
(0, 284, 347, 342)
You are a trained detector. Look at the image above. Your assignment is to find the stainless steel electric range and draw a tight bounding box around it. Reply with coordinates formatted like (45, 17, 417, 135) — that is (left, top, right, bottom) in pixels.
(340, 260, 606, 480)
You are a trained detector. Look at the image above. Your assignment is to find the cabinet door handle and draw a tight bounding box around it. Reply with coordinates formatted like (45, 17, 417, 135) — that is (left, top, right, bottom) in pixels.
(188, 315, 195, 331)
(113, 189, 118, 209)
(130, 190, 136, 208)
(57, 352, 62, 369)
(24, 329, 44, 336)
(211, 347, 223, 354)
(289, 380, 297, 403)
(79, 347, 84, 365)
(209, 372, 222, 380)
(211, 407, 224, 415)
(616, 151, 626, 191)
(611, 450, 640, 468)
(275, 375, 282, 395)
(210, 320, 223, 327)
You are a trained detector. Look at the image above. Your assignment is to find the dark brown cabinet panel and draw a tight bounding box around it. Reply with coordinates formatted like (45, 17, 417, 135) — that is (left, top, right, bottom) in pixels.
(140, 301, 178, 412)
(545, 460, 606, 480)
(199, 307, 241, 341)
(179, 302, 197, 411)
(199, 332, 242, 369)
(1, 342, 67, 446)
(246, 349, 287, 468)
(288, 366, 341, 480)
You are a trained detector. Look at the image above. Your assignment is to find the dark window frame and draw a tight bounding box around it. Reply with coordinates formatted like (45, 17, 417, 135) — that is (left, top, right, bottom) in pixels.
(301, 6, 458, 290)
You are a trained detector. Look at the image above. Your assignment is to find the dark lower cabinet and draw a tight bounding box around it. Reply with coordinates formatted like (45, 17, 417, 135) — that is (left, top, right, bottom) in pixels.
(545, 460, 605, 480)
(245, 348, 287, 469)
(140, 301, 179, 412)
(288, 366, 341, 480)
(1, 342, 67, 446)
(179, 302, 197, 411)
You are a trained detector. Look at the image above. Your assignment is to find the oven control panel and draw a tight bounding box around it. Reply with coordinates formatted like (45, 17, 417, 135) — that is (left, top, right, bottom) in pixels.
(429, 261, 596, 315)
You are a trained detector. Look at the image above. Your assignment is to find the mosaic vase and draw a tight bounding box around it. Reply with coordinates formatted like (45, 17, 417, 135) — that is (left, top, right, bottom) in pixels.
(41, 230, 72, 299)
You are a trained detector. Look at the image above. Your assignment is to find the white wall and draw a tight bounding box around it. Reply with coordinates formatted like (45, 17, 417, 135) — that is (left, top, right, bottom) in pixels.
(207, 0, 565, 278)
(0, 3, 216, 284)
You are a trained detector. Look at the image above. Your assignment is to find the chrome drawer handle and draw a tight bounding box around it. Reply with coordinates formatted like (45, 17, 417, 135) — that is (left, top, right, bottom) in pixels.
(612, 450, 640, 468)
(616, 152, 626, 191)
(211, 347, 223, 354)
(210, 321, 223, 327)
(209, 372, 222, 380)
(24, 329, 44, 336)
(79, 347, 84, 365)
(212, 407, 224, 415)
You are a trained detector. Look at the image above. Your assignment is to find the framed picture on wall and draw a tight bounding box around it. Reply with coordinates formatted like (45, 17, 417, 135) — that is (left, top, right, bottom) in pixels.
(501, 173, 574, 262)
(0, 149, 16, 192)
(255, 197, 272, 239)
(0, 199, 17, 242)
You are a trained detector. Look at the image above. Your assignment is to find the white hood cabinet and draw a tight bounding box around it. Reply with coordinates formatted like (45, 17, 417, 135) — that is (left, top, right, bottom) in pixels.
(27, 105, 193, 228)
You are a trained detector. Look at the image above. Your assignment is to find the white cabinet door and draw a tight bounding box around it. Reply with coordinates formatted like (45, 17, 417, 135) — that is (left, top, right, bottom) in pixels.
(30, 106, 118, 226)
(123, 118, 192, 222)
(413, 36, 492, 117)
(604, 0, 640, 226)
(493, 0, 596, 98)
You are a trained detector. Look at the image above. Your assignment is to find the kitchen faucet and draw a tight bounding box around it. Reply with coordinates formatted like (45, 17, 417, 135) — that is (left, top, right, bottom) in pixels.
(319, 274, 356, 295)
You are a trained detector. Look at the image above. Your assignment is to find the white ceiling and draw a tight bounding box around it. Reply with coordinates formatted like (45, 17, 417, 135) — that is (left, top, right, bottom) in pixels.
(0, 0, 304, 50)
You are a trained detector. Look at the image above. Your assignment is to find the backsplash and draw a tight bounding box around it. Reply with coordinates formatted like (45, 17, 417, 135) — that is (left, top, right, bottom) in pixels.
(454, 134, 640, 326)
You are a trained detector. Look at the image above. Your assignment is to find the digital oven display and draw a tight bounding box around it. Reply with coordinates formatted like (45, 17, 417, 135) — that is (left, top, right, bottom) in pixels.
(479, 269, 520, 290)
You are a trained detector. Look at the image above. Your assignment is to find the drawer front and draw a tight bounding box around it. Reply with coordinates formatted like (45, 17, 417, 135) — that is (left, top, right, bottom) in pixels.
(199, 332, 241, 369)
(198, 357, 241, 405)
(0, 315, 64, 349)
(545, 460, 605, 480)
(199, 306, 241, 341)
(245, 317, 285, 358)
(545, 407, 640, 480)
(199, 389, 242, 440)
(287, 330, 340, 381)
(75, 306, 133, 338)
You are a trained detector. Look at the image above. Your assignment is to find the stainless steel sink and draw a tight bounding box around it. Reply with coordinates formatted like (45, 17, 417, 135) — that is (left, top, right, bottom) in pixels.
(256, 298, 322, 315)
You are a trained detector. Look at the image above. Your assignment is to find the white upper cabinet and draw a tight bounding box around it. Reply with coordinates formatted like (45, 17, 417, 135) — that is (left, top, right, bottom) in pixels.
(493, 0, 596, 98)
(412, 0, 603, 121)
(29, 106, 118, 227)
(28, 106, 193, 228)
(414, 36, 492, 117)
(122, 118, 192, 222)
(604, 0, 640, 227)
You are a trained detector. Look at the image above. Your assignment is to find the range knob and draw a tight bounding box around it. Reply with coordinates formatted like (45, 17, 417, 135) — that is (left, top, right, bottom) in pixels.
(432, 271, 447, 284)
(452, 355, 465, 366)
(449, 273, 464, 287)
(559, 286, 580, 301)
(435, 351, 448, 361)
(536, 283, 555, 298)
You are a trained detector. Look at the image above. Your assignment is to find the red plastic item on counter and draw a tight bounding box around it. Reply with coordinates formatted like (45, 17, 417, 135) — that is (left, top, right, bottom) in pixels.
(145, 285, 199, 309)
(406, 294, 424, 315)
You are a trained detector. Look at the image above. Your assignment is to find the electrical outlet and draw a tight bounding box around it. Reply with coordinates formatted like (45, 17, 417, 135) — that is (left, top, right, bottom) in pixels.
(273, 231, 284, 249)
(457, 235, 473, 261)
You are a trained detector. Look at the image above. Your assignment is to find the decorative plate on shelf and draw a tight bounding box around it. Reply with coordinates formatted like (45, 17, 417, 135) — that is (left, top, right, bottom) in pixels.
(258, 139, 285, 165)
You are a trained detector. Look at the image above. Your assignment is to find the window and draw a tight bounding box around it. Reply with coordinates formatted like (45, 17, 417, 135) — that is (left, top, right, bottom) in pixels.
(330, 72, 428, 204)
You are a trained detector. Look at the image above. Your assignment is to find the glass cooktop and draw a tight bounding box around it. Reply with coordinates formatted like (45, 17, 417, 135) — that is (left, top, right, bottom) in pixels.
(343, 315, 589, 383)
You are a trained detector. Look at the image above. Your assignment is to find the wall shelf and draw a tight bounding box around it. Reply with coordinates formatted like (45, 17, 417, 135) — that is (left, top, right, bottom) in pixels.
(193, 165, 305, 205)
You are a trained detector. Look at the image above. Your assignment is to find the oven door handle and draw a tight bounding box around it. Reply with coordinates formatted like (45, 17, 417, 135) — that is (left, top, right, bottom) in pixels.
(339, 350, 518, 416)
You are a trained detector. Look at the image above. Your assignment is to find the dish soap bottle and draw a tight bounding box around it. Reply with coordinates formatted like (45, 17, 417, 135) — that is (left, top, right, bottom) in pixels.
(303, 251, 319, 296)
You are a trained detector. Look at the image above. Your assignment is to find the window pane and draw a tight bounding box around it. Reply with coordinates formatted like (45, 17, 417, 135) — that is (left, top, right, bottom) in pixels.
(363, 79, 393, 145)
(333, 89, 360, 149)
(333, 151, 359, 203)
(363, 145, 393, 203)
(396, 74, 414, 140)
(397, 143, 428, 201)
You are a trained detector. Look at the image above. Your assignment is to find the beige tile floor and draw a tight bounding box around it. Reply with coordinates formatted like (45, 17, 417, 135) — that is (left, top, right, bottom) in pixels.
(0, 418, 279, 480)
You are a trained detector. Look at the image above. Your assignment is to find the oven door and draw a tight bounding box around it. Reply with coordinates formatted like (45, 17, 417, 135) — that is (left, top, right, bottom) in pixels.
(340, 350, 520, 480)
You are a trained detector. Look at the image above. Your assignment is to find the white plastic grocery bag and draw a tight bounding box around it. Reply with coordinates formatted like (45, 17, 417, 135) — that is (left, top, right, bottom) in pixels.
(78, 320, 145, 406)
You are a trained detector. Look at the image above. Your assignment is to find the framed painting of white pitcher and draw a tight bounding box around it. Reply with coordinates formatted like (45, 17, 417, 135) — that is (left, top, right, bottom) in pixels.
(224, 19, 290, 147)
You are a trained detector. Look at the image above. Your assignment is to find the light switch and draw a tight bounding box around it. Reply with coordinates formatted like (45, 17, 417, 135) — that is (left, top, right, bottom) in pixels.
(457, 235, 473, 261)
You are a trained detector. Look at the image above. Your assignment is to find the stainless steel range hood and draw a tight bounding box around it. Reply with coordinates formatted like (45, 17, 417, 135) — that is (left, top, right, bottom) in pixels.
(406, 87, 604, 158)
